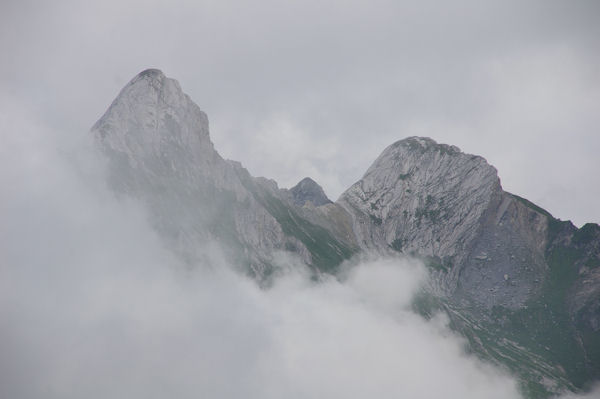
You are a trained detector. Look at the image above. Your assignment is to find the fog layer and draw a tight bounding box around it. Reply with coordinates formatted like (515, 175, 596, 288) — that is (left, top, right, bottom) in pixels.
(1, 97, 598, 398)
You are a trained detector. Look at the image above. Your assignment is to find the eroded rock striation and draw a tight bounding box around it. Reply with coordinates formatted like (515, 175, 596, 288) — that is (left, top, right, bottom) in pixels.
(337, 137, 550, 309)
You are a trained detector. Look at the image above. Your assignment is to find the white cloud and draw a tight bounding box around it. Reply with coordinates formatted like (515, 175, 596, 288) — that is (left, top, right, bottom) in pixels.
(0, 97, 526, 399)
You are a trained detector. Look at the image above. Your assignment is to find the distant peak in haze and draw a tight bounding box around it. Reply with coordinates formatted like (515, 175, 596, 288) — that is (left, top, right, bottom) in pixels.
(290, 177, 332, 207)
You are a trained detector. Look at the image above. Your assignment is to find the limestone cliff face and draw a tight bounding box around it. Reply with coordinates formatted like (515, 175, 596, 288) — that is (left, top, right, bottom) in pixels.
(92, 69, 355, 277)
(336, 137, 555, 309)
(338, 138, 501, 294)
(338, 137, 500, 254)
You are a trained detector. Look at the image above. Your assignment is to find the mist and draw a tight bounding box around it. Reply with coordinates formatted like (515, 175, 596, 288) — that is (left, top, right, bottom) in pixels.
(3, 95, 600, 399)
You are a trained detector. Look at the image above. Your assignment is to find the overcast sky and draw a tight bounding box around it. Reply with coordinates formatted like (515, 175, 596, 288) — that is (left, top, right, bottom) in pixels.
(1, 0, 599, 226)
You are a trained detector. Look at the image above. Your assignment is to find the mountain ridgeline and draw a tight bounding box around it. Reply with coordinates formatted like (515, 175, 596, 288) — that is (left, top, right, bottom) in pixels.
(93, 69, 600, 398)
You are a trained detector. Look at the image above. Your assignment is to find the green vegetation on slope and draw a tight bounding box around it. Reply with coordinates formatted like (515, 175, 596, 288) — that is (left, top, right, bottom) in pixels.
(237, 173, 356, 273)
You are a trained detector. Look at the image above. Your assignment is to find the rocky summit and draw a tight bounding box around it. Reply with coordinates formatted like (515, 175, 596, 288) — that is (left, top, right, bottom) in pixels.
(92, 68, 356, 277)
(289, 177, 332, 207)
(93, 69, 600, 398)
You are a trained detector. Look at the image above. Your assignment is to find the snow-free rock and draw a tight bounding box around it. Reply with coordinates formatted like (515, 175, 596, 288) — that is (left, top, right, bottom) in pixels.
(92, 69, 355, 278)
(290, 177, 332, 207)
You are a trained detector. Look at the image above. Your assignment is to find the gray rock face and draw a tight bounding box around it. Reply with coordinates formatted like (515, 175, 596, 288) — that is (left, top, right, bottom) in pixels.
(338, 137, 499, 255)
(454, 192, 550, 309)
(335, 137, 557, 310)
(289, 177, 332, 207)
(335, 135, 600, 392)
(338, 137, 501, 295)
(92, 69, 354, 277)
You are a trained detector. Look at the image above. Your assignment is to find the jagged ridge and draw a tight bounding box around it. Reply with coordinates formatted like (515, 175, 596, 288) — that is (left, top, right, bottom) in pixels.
(93, 68, 357, 279)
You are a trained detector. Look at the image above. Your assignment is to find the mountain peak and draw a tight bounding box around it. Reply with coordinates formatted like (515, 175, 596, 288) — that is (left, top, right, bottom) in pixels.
(137, 68, 165, 78)
(92, 69, 214, 182)
(91, 69, 355, 275)
(290, 177, 332, 207)
(339, 135, 501, 264)
(110, 68, 172, 100)
(390, 136, 461, 156)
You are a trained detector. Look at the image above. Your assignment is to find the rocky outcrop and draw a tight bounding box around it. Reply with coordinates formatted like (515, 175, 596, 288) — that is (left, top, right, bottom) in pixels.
(92, 69, 355, 278)
(338, 137, 502, 294)
(336, 137, 553, 309)
(289, 177, 332, 207)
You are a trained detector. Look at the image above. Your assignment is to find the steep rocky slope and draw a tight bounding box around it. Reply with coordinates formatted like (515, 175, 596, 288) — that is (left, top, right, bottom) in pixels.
(337, 137, 552, 309)
(92, 69, 356, 278)
(337, 136, 600, 396)
(92, 69, 599, 398)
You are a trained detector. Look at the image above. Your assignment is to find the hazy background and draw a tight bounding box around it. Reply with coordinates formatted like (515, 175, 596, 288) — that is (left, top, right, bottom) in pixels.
(1, 0, 599, 226)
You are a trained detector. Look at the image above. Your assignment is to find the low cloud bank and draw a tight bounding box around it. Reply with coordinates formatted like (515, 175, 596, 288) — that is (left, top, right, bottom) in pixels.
(1, 101, 597, 398)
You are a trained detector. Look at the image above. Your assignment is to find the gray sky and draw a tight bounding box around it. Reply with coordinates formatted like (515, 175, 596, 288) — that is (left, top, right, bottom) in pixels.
(1, 0, 599, 226)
